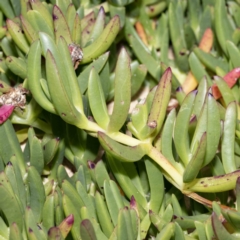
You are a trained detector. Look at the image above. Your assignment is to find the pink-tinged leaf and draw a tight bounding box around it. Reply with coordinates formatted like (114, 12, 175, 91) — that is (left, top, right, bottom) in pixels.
(0, 105, 14, 124)
(212, 212, 234, 239)
(212, 68, 240, 99)
(58, 214, 74, 238)
(223, 67, 240, 87)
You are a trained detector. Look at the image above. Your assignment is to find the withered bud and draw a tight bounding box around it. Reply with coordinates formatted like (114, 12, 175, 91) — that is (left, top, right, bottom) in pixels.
(68, 43, 83, 69)
(0, 85, 29, 109)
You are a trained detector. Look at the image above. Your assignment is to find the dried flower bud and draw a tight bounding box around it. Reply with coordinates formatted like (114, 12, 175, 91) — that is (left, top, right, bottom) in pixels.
(0, 85, 29, 109)
(68, 43, 83, 69)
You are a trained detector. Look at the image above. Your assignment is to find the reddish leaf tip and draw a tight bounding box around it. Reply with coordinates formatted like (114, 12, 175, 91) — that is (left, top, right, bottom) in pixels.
(130, 196, 136, 207)
(176, 86, 183, 92)
(99, 6, 105, 13)
(65, 214, 74, 225)
(87, 161, 95, 169)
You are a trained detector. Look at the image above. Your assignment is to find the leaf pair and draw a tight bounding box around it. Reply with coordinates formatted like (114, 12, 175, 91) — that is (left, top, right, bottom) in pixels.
(128, 67, 172, 141)
(88, 47, 130, 132)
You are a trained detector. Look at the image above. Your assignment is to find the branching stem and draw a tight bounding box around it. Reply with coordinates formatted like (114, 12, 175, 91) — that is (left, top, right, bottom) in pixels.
(148, 146, 183, 190)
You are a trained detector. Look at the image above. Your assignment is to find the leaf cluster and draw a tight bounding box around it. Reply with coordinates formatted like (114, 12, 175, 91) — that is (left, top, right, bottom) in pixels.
(0, 0, 240, 239)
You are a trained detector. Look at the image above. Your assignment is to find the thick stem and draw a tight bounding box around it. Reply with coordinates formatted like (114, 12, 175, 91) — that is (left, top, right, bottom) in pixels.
(148, 146, 183, 190)
(31, 118, 52, 134)
(82, 120, 141, 146)
(185, 192, 234, 210)
(107, 131, 141, 146)
(82, 119, 183, 189)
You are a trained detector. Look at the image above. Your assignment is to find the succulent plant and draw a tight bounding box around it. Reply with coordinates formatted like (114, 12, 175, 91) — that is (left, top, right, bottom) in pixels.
(1, 0, 240, 239)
